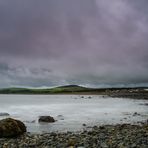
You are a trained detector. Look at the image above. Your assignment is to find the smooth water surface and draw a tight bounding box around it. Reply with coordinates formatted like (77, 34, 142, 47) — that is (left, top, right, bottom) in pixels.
(0, 95, 148, 133)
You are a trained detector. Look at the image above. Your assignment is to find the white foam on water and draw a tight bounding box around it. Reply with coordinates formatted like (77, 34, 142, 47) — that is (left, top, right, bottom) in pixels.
(0, 95, 148, 133)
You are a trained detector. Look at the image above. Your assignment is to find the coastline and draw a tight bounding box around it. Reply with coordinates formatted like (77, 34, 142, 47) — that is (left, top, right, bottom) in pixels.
(0, 122, 148, 148)
(0, 86, 148, 99)
(0, 93, 148, 147)
(0, 87, 148, 100)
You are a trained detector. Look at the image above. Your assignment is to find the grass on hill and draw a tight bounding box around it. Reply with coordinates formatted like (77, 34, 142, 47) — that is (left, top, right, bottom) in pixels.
(0, 85, 94, 94)
(0, 85, 147, 94)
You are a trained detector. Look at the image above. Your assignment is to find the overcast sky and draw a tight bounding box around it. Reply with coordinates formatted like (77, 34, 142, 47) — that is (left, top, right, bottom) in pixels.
(0, 0, 148, 88)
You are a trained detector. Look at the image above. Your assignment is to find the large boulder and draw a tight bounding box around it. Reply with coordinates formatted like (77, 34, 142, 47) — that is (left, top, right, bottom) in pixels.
(0, 118, 26, 138)
(38, 116, 55, 123)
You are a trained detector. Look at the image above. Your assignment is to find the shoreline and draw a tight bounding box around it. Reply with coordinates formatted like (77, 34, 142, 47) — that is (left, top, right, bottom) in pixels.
(0, 93, 148, 147)
(0, 89, 148, 100)
(0, 86, 147, 99)
(0, 122, 148, 147)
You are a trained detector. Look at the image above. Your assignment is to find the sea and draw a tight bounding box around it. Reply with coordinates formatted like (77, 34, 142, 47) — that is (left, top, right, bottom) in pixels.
(0, 95, 148, 133)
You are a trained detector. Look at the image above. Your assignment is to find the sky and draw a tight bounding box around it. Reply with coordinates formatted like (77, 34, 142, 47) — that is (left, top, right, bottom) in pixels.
(0, 0, 148, 88)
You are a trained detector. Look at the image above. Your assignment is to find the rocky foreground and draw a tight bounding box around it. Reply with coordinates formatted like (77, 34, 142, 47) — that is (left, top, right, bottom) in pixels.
(0, 123, 148, 148)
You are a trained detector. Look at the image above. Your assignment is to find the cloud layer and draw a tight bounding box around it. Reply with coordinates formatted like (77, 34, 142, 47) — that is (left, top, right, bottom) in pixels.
(0, 0, 148, 88)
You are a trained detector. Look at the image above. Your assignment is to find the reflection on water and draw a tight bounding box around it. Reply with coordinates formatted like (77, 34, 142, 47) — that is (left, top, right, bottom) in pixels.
(0, 95, 148, 133)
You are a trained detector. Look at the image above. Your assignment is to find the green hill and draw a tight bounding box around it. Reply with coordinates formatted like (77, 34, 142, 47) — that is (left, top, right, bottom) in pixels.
(0, 85, 93, 94)
(0, 85, 147, 95)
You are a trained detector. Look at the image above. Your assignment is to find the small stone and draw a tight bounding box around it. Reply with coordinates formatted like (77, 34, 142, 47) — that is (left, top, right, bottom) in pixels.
(99, 126, 105, 129)
(50, 132, 57, 137)
(100, 142, 108, 148)
(57, 115, 64, 120)
(68, 138, 76, 146)
(131, 143, 137, 148)
(133, 112, 141, 116)
(93, 126, 98, 130)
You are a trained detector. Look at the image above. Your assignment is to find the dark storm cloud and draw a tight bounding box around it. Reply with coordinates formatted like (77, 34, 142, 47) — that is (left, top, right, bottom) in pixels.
(0, 0, 148, 88)
(0, 0, 97, 58)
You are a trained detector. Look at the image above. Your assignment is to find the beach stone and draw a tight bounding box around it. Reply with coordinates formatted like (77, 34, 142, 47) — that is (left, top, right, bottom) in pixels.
(133, 112, 141, 116)
(100, 142, 108, 148)
(67, 138, 76, 146)
(38, 116, 55, 123)
(0, 118, 26, 138)
(82, 123, 86, 126)
(57, 115, 64, 120)
(131, 143, 137, 147)
(0, 112, 10, 116)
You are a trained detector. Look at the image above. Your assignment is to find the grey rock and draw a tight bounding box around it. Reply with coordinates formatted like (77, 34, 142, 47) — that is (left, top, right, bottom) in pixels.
(38, 116, 55, 123)
(0, 112, 10, 116)
(57, 115, 64, 120)
(100, 142, 108, 148)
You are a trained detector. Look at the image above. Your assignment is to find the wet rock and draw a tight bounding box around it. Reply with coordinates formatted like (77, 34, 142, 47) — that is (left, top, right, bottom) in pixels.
(99, 126, 105, 129)
(31, 120, 36, 123)
(93, 126, 98, 130)
(0, 118, 26, 138)
(0, 113, 10, 116)
(131, 143, 137, 147)
(139, 103, 148, 106)
(100, 142, 108, 148)
(133, 112, 141, 116)
(38, 116, 55, 123)
(67, 138, 76, 146)
(25, 120, 35, 123)
(50, 132, 57, 137)
(82, 124, 86, 126)
(57, 115, 64, 120)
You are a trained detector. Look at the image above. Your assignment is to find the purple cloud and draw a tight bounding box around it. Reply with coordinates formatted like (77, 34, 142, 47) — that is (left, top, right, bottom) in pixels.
(0, 0, 148, 88)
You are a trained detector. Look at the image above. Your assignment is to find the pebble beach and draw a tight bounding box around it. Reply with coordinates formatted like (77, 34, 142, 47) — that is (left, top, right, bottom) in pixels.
(0, 123, 148, 148)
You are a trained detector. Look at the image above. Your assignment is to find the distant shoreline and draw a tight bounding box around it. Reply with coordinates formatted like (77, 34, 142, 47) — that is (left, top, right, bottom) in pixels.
(0, 88, 148, 147)
(0, 85, 148, 99)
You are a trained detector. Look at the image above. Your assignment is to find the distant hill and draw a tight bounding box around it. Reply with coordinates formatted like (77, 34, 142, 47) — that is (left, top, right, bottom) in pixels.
(56, 85, 84, 88)
(0, 85, 93, 94)
(0, 85, 147, 94)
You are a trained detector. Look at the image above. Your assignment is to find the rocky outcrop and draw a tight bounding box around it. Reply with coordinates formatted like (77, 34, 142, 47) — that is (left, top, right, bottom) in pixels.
(0, 118, 26, 138)
(38, 116, 55, 123)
